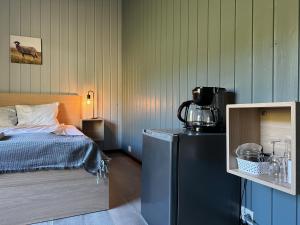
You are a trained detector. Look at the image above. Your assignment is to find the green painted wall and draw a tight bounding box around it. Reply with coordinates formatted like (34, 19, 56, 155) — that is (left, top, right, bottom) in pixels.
(122, 0, 300, 224)
(0, 0, 122, 149)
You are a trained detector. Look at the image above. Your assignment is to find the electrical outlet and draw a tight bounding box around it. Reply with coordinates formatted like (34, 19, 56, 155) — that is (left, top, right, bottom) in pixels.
(128, 145, 132, 152)
(241, 206, 254, 225)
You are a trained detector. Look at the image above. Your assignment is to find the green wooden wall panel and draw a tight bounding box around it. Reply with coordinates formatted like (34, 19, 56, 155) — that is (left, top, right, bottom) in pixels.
(30, 0, 41, 93)
(160, 0, 167, 129)
(274, 0, 298, 101)
(154, 0, 162, 129)
(0, 0, 10, 92)
(0, 0, 121, 149)
(273, 190, 297, 225)
(172, 0, 181, 129)
(197, 0, 208, 86)
(220, 0, 235, 91)
(187, 0, 198, 92)
(252, 0, 273, 102)
(179, 0, 188, 106)
(166, 0, 174, 129)
(208, 0, 221, 87)
(41, 0, 51, 93)
(50, 0, 60, 94)
(252, 183, 272, 225)
(68, 0, 78, 94)
(111, 0, 121, 149)
(251, 1, 274, 224)
(234, 0, 253, 103)
(9, 0, 21, 93)
(59, 0, 70, 94)
(20, 0, 31, 93)
(122, 0, 300, 224)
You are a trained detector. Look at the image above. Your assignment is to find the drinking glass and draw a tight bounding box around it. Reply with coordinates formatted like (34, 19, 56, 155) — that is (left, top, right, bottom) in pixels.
(268, 140, 281, 178)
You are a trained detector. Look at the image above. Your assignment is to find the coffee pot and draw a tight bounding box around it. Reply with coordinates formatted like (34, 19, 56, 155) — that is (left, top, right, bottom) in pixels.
(177, 87, 227, 132)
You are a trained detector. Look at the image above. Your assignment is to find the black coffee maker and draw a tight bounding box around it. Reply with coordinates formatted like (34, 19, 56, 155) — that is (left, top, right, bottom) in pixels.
(177, 87, 231, 132)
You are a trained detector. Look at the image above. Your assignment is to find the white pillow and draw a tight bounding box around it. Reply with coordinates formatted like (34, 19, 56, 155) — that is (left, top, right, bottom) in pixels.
(0, 106, 18, 127)
(16, 102, 59, 126)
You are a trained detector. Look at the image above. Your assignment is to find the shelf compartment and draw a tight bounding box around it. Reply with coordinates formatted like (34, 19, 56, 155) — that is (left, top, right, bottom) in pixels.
(226, 102, 298, 195)
(82, 119, 104, 142)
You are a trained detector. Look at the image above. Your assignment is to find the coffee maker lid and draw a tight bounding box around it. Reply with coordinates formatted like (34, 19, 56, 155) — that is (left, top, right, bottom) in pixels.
(192, 86, 226, 94)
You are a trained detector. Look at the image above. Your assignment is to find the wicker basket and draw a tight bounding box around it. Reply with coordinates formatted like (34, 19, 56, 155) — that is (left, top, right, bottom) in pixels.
(236, 158, 269, 175)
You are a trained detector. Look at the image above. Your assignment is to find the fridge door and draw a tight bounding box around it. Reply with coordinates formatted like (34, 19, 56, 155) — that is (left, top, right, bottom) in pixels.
(141, 129, 178, 225)
(177, 133, 240, 225)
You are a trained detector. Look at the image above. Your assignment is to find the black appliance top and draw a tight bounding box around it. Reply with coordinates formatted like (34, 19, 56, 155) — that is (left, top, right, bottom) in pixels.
(143, 128, 225, 137)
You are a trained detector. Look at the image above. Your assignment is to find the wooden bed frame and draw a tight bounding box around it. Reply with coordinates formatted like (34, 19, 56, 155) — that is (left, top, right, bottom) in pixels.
(0, 93, 109, 225)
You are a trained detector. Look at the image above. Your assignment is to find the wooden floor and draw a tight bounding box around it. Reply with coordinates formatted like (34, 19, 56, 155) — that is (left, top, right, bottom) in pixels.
(33, 152, 147, 225)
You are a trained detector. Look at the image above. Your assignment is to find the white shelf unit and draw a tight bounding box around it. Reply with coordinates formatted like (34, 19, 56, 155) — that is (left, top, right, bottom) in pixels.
(226, 102, 299, 195)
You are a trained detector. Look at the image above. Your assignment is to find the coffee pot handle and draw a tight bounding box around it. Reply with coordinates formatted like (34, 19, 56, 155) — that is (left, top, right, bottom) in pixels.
(210, 108, 216, 123)
(177, 101, 192, 123)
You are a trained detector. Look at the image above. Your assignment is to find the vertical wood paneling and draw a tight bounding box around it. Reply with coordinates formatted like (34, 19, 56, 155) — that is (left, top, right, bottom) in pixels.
(41, 0, 51, 93)
(274, 0, 298, 101)
(179, 0, 188, 107)
(50, 0, 60, 93)
(96, 0, 103, 119)
(252, 0, 273, 102)
(86, 0, 95, 92)
(9, 0, 21, 93)
(166, 0, 174, 129)
(187, 0, 197, 92)
(160, 0, 167, 129)
(251, 1, 274, 224)
(197, 0, 208, 86)
(20, 0, 31, 93)
(123, 0, 300, 224)
(154, 0, 161, 128)
(30, 0, 41, 93)
(117, 0, 122, 147)
(207, 0, 221, 86)
(220, 0, 235, 91)
(85, 0, 95, 119)
(235, 0, 253, 103)
(273, 190, 297, 225)
(59, 0, 69, 93)
(0, 0, 121, 149)
(111, 0, 119, 148)
(0, 0, 10, 92)
(272, 2, 298, 223)
(252, 183, 272, 225)
(68, 0, 78, 94)
(150, 1, 156, 129)
(172, 0, 181, 128)
(102, 0, 111, 149)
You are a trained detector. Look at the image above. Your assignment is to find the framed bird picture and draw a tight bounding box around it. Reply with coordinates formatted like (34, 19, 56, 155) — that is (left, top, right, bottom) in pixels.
(10, 35, 42, 65)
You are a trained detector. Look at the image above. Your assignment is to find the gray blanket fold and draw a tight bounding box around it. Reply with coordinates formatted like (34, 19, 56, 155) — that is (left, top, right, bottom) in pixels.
(0, 133, 109, 177)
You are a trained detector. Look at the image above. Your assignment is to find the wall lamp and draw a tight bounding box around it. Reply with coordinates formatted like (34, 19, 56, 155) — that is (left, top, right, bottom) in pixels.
(87, 90, 97, 119)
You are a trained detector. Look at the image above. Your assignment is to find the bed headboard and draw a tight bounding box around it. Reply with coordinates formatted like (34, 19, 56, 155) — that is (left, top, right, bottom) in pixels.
(0, 93, 82, 127)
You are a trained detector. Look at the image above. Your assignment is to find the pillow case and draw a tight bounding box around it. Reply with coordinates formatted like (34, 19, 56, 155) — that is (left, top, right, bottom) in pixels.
(0, 106, 18, 127)
(16, 102, 59, 126)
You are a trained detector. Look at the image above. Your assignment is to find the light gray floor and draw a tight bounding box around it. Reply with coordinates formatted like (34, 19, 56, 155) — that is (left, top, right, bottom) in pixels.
(33, 198, 147, 225)
(33, 152, 148, 225)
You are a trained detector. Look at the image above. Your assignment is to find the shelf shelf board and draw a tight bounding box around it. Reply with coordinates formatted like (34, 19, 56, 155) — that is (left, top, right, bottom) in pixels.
(228, 169, 293, 194)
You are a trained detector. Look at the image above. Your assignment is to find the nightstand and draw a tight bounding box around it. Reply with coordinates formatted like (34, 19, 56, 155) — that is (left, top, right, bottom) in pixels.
(81, 118, 104, 145)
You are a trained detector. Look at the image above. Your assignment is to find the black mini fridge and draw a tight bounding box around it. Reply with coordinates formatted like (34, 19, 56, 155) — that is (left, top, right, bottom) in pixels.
(141, 129, 240, 225)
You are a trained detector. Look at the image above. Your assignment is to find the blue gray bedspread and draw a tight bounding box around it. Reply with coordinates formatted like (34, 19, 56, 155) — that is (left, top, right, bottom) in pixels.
(0, 133, 109, 176)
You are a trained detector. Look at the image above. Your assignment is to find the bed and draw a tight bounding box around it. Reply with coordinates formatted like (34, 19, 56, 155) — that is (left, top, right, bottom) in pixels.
(0, 93, 109, 225)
